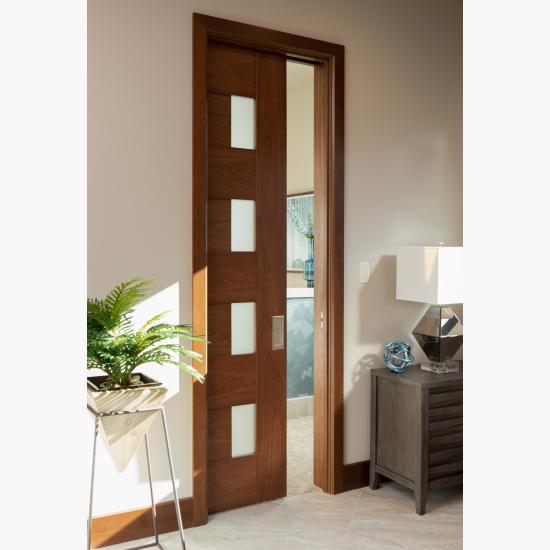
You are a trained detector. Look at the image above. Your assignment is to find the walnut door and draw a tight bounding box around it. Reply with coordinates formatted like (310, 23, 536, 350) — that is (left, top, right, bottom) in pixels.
(205, 42, 287, 513)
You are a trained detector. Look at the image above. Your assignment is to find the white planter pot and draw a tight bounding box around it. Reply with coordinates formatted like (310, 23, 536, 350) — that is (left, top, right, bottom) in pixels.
(87, 374, 167, 473)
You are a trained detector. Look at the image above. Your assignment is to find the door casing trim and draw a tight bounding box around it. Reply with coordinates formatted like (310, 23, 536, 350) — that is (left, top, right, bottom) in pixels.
(192, 13, 345, 525)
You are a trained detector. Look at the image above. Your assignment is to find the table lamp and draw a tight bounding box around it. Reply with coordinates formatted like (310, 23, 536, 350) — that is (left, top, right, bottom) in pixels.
(396, 246, 463, 374)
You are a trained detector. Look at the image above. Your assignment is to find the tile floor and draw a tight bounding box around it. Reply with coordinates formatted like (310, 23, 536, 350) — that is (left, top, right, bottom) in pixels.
(287, 415, 314, 496)
(103, 484, 462, 550)
(102, 416, 462, 550)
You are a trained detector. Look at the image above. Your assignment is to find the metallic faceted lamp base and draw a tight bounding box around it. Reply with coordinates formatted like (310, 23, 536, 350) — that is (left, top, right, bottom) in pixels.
(413, 305, 463, 373)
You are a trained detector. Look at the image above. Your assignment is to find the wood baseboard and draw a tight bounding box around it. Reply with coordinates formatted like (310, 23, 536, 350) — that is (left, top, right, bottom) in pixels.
(91, 497, 196, 548)
(342, 460, 370, 492)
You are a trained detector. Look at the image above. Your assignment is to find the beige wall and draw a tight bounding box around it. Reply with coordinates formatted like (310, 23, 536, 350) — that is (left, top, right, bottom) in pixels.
(286, 62, 314, 288)
(287, 61, 314, 196)
(89, 0, 462, 514)
(287, 271, 307, 288)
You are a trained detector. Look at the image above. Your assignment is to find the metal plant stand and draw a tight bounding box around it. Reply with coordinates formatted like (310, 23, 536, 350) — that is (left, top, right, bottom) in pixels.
(87, 406, 186, 550)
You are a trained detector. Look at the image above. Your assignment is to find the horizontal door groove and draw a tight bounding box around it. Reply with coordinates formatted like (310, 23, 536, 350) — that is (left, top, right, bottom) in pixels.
(207, 354, 257, 409)
(207, 252, 257, 304)
(207, 42, 257, 97)
(208, 147, 256, 200)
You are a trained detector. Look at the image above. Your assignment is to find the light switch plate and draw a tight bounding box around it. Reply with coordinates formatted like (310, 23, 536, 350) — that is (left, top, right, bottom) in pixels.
(359, 261, 370, 283)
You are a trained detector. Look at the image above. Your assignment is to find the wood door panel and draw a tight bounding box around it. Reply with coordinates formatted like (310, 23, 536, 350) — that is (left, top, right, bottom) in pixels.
(207, 43, 256, 97)
(204, 40, 286, 515)
(208, 304, 231, 357)
(207, 252, 256, 304)
(208, 93, 231, 148)
(207, 354, 257, 410)
(255, 52, 287, 502)
(208, 147, 256, 200)
(208, 408, 231, 461)
(207, 199, 231, 253)
(208, 456, 257, 513)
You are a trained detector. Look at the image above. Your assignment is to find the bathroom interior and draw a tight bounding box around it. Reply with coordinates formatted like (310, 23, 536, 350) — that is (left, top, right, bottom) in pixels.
(286, 60, 315, 496)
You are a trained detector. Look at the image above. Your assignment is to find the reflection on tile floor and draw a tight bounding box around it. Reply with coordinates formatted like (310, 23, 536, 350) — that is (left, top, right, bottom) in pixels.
(101, 483, 462, 550)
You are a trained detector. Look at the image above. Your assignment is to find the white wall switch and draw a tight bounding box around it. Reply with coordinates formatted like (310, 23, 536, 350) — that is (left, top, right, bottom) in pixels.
(359, 261, 370, 283)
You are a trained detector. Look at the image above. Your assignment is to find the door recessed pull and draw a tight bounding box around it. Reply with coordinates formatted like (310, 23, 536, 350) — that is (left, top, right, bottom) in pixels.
(272, 315, 285, 350)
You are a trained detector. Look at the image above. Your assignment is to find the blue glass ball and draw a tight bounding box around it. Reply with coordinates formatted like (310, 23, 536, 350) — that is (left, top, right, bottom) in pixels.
(384, 341, 415, 373)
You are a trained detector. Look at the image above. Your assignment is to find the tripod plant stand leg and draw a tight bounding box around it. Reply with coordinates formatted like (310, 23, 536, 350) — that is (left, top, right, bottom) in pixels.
(144, 432, 160, 545)
(88, 414, 100, 550)
(160, 408, 186, 550)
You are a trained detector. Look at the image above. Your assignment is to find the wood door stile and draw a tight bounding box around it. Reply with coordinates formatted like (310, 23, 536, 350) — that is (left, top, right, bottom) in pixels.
(256, 52, 287, 502)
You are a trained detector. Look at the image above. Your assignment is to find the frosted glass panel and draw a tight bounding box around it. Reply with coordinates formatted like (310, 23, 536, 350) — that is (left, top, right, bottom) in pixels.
(231, 200, 255, 252)
(231, 302, 255, 355)
(231, 404, 256, 458)
(287, 297, 314, 398)
(231, 96, 255, 149)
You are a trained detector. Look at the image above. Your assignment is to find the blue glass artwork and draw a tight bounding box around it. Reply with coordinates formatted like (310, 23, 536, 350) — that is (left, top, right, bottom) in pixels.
(384, 341, 415, 373)
(303, 238, 314, 288)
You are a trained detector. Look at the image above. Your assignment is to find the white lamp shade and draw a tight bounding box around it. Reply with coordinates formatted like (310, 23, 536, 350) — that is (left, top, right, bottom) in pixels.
(396, 246, 463, 304)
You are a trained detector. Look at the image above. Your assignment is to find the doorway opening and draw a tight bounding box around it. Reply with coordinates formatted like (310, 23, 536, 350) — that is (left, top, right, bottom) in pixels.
(286, 60, 315, 496)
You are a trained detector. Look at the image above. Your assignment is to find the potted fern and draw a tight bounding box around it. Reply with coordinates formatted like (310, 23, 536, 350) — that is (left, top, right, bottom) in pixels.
(87, 278, 206, 471)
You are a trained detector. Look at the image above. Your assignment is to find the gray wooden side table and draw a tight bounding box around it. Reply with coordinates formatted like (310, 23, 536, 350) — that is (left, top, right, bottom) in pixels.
(369, 365, 463, 514)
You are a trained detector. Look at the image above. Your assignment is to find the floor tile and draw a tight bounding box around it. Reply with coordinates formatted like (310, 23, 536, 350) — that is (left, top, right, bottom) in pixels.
(100, 482, 461, 550)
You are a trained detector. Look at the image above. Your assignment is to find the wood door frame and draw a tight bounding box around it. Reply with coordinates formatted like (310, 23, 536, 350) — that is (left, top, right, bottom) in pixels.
(192, 13, 344, 525)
